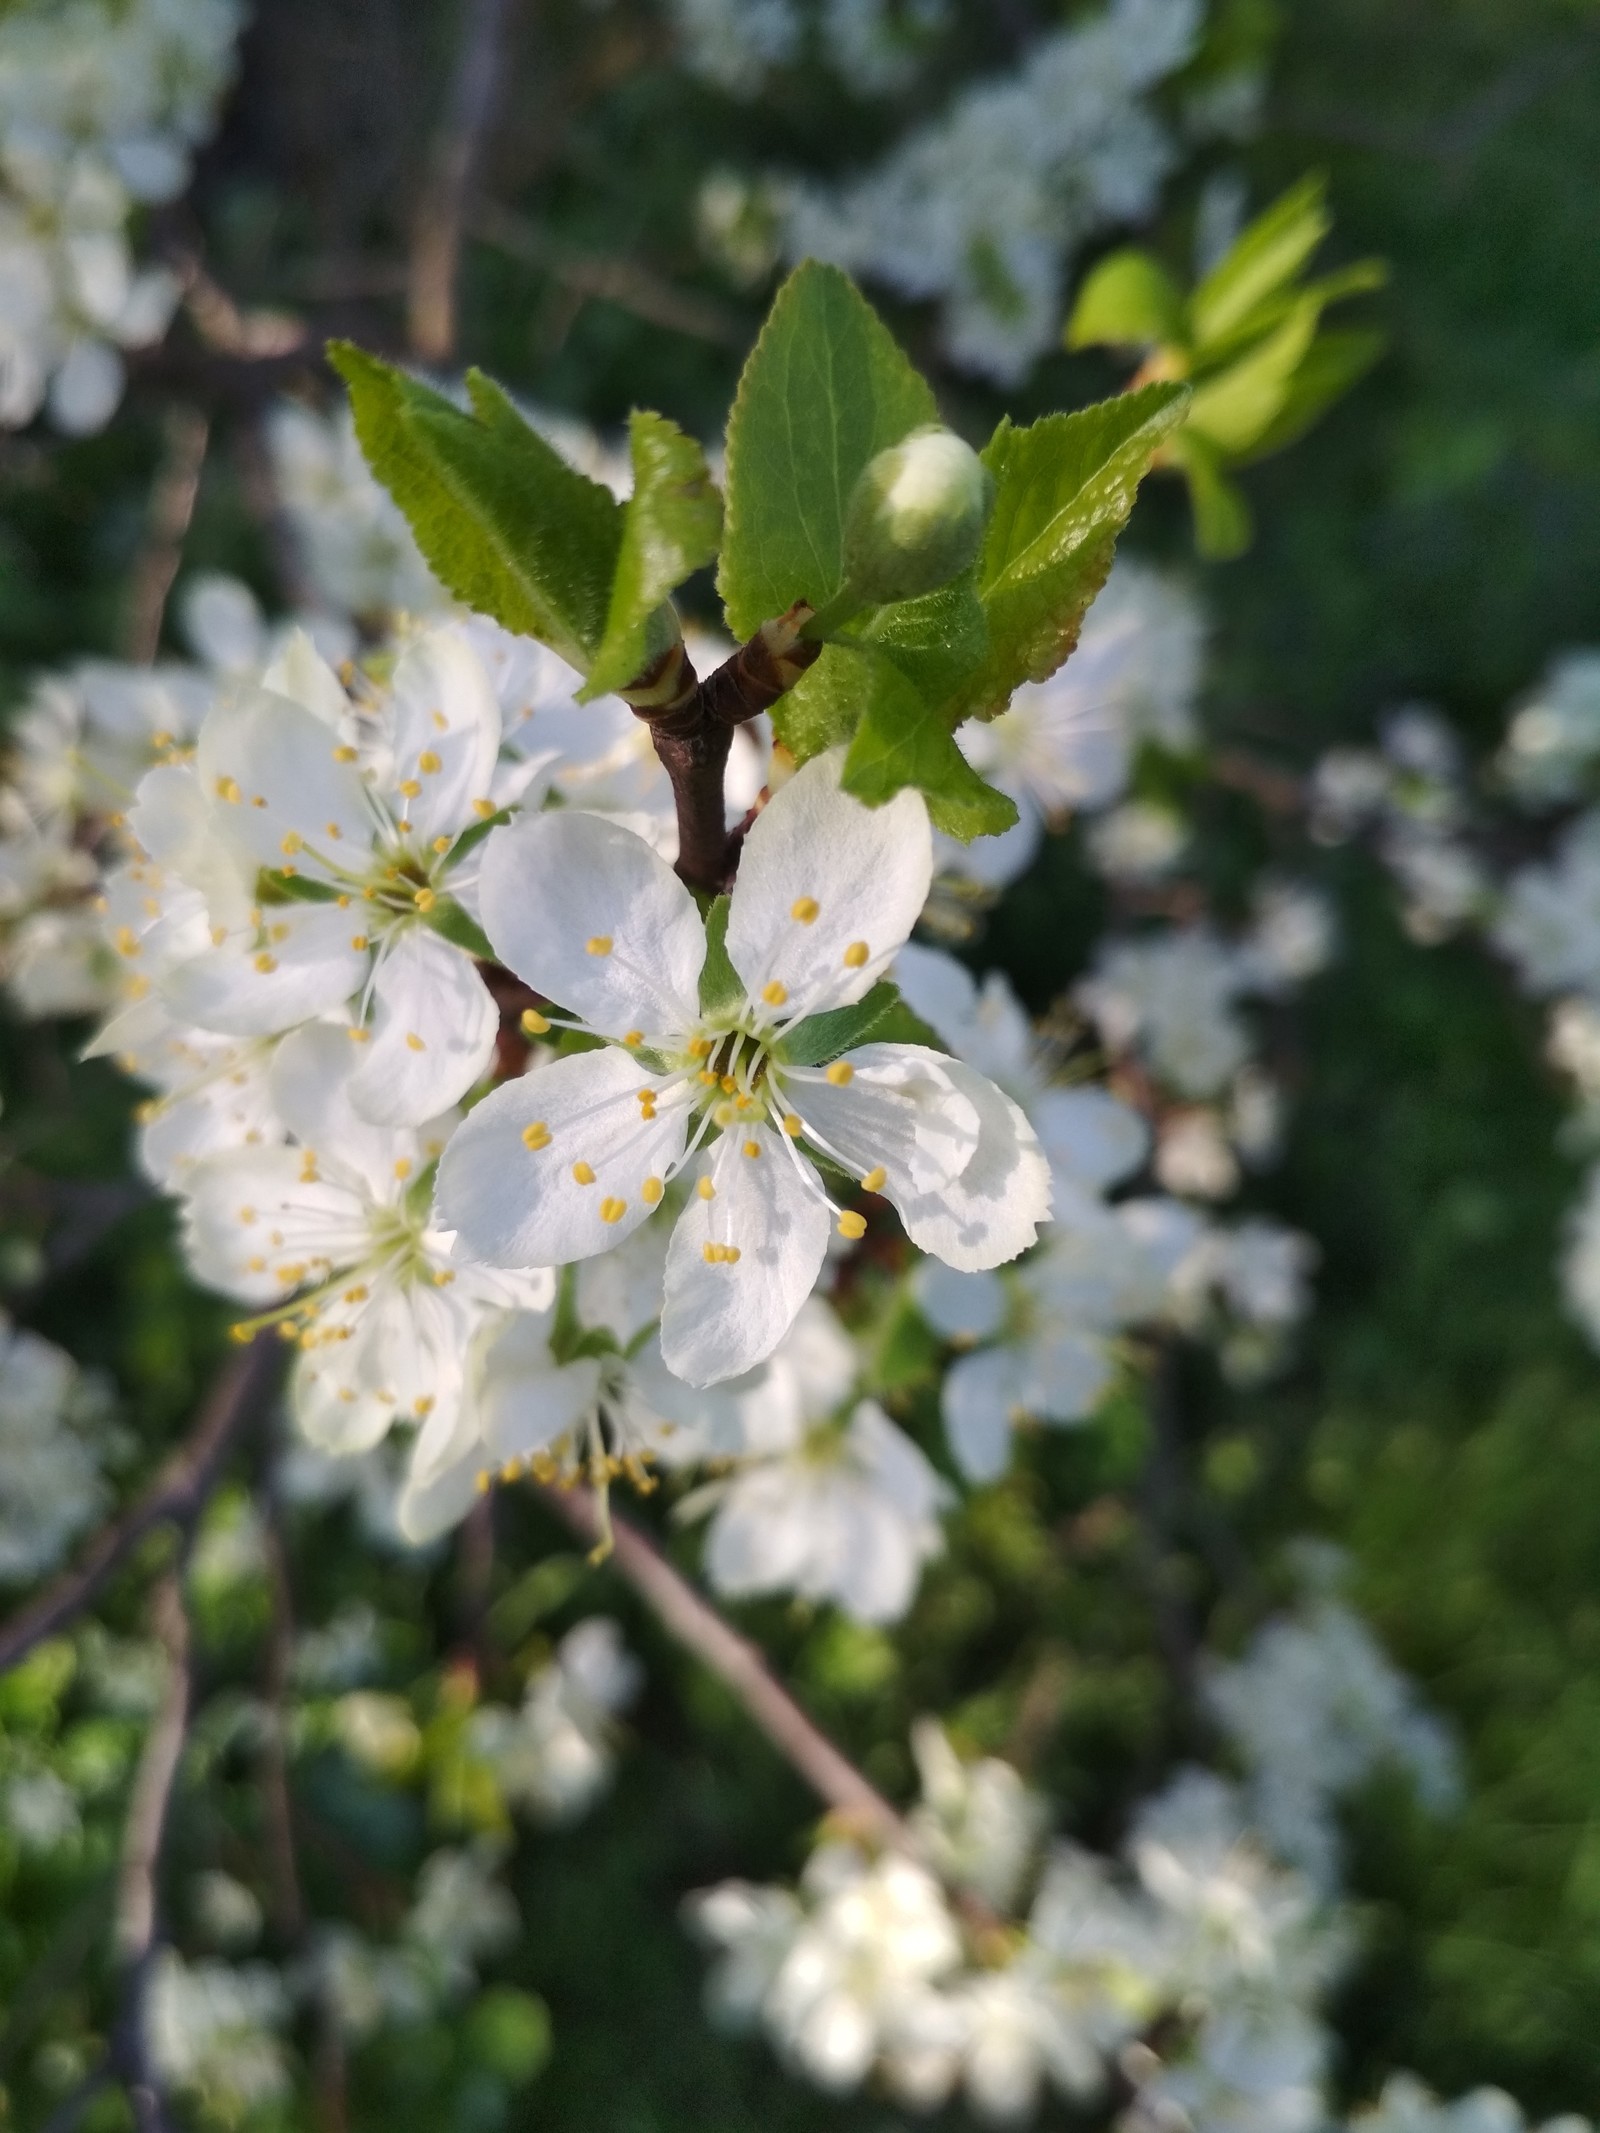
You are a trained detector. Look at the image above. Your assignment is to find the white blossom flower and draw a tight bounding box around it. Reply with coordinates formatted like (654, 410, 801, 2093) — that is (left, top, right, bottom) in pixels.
(437, 749, 1048, 1384)
(144, 1953, 292, 2120)
(1494, 812, 1600, 999)
(1354, 2072, 1592, 2133)
(1079, 928, 1257, 1100)
(179, 1020, 552, 1485)
(0, 1314, 112, 1580)
(1496, 650, 1600, 809)
(908, 1718, 1048, 1913)
(467, 1618, 642, 1825)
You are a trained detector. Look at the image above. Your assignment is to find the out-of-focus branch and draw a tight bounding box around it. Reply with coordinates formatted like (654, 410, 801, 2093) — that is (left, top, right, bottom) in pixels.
(409, 0, 516, 363)
(119, 405, 210, 665)
(537, 1485, 916, 1853)
(111, 1572, 194, 2133)
(0, 1337, 281, 1676)
(471, 201, 746, 346)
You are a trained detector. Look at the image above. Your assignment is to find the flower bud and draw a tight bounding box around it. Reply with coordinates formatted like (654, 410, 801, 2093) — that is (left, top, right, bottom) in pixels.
(840, 426, 993, 606)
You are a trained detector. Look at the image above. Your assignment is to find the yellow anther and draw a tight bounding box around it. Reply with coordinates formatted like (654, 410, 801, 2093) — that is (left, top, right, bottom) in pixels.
(405, 1031, 426, 1052)
(337, 894, 351, 908)
(837, 1210, 867, 1240)
(325, 822, 343, 840)
(782, 1113, 803, 1137)
(348, 1026, 371, 1043)
(586, 935, 613, 956)
(434, 1268, 456, 1286)
(246, 1256, 266, 1274)
(697, 1069, 717, 1086)
(432, 710, 448, 731)
(701, 1241, 739, 1264)
(742, 1139, 761, 1159)
(689, 1035, 714, 1058)
(399, 778, 422, 798)
(418, 750, 442, 774)
(300, 1157, 320, 1182)
(734, 1093, 753, 1111)
(253, 953, 278, 974)
(280, 832, 303, 856)
(114, 925, 139, 957)
(476, 1470, 493, 1494)
(350, 934, 369, 951)
(276, 1263, 307, 1285)
(725, 1245, 741, 1264)
(720, 1073, 737, 1093)
(473, 797, 496, 819)
(843, 940, 869, 969)
(826, 1060, 854, 1085)
(521, 1008, 551, 1036)
(522, 1121, 551, 1150)
(697, 1176, 716, 1201)
(622, 1029, 643, 1046)
(862, 1165, 887, 1193)
(343, 1286, 369, 1304)
(413, 887, 436, 913)
(238, 1207, 257, 1225)
(713, 1101, 735, 1127)
(641, 1176, 664, 1205)
(762, 980, 788, 1006)
(333, 745, 358, 763)
(637, 1087, 657, 1105)
(572, 1161, 596, 1185)
(599, 1196, 627, 1224)
(433, 835, 453, 853)
(791, 896, 820, 923)
(215, 775, 241, 803)
(394, 1158, 413, 1181)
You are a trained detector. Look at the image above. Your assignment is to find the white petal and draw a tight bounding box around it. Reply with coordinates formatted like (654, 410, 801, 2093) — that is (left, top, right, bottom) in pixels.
(268, 1020, 409, 1199)
(346, 928, 497, 1126)
(396, 1450, 483, 1545)
(292, 1348, 396, 1456)
(785, 1042, 980, 1195)
(890, 1059, 1051, 1271)
(163, 904, 367, 1036)
(478, 808, 703, 1038)
(660, 1123, 831, 1386)
(1026, 1329, 1115, 1422)
(260, 631, 350, 728)
(434, 1046, 687, 1267)
(178, 1147, 367, 1304)
(1031, 1085, 1148, 1192)
(704, 1468, 823, 1600)
(477, 1316, 602, 1460)
(727, 748, 931, 1014)
(387, 629, 502, 841)
(914, 1261, 1007, 1344)
(196, 687, 370, 877)
(942, 1347, 1025, 1481)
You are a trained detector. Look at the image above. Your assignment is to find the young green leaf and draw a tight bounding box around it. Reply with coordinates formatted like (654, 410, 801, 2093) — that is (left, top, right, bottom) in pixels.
(1184, 296, 1323, 456)
(1167, 429, 1254, 560)
(581, 410, 723, 700)
(778, 979, 915, 1067)
(771, 575, 988, 767)
(717, 261, 937, 639)
(698, 895, 745, 1019)
(1238, 326, 1385, 462)
(838, 647, 1018, 839)
(1189, 172, 1331, 349)
(1066, 247, 1188, 352)
(328, 345, 621, 670)
(949, 382, 1189, 720)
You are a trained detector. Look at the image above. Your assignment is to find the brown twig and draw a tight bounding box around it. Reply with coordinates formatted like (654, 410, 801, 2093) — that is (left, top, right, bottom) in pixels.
(409, 0, 515, 363)
(0, 1337, 282, 1676)
(470, 202, 746, 347)
(536, 1485, 915, 1852)
(119, 405, 210, 665)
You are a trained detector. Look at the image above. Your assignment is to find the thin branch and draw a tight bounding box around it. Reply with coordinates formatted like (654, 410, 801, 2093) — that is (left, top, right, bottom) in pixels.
(536, 1485, 916, 1852)
(409, 0, 516, 363)
(119, 405, 210, 665)
(111, 1573, 195, 2133)
(471, 202, 746, 347)
(0, 1336, 282, 1676)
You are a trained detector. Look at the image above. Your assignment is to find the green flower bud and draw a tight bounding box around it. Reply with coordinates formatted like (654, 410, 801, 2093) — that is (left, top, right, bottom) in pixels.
(839, 426, 993, 607)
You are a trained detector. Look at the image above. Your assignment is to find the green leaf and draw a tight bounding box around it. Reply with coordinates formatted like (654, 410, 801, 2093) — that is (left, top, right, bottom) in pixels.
(256, 868, 341, 906)
(949, 383, 1189, 720)
(425, 896, 495, 962)
(717, 261, 937, 640)
(1169, 429, 1254, 559)
(839, 647, 1018, 838)
(582, 410, 723, 700)
(698, 895, 744, 1018)
(771, 576, 988, 767)
(1239, 326, 1385, 462)
(1189, 172, 1330, 349)
(777, 980, 905, 1067)
(327, 345, 621, 670)
(1065, 247, 1188, 352)
(1184, 295, 1323, 455)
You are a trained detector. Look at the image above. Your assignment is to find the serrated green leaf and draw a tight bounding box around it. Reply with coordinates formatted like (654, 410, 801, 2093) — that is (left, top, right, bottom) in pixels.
(1066, 247, 1188, 352)
(1185, 295, 1322, 456)
(771, 576, 987, 767)
(1189, 172, 1330, 349)
(717, 261, 937, 640)
(839, 647, 1017, 839)
(777, 979, 904, 1067)
(582, 410, 723, 700)
(699, 895, 744, 1018)
(948, 383, 1188, 721)
(327, 344, 621, 670)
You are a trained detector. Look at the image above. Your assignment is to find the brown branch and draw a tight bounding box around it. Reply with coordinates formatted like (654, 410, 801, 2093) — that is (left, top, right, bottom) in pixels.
(409, 0, 516, 363)
(119, 405, 210, 665)
(470, 202, 746, 347)
(0, 1337, 282, 1676)
(536, 1485, 915, 1852)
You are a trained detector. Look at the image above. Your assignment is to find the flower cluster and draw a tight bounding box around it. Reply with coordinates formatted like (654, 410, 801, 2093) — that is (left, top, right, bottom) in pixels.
(0, 0, 244, 432)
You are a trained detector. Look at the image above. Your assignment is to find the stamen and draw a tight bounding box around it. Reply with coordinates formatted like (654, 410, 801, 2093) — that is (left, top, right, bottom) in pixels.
(843, 941, 869, 969)
(586, 935, 613, 956)
(521, 1008, 551, 1036)
(572, 1161, 596, 1185)
(790, 897, 819, 924)
(826, 1060, 854, 1085)
(641, 1176, 664, 1204)
(837, 1211, 867, 1240)
(862, 1165, 886, 1192)
(405, 1031, 426, 1051)
(697, 1176, 716, 1200)
(599, 1196, 627, 1224)
(762, 981, 788, 1006)
(522, 1121, 550, 1151)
